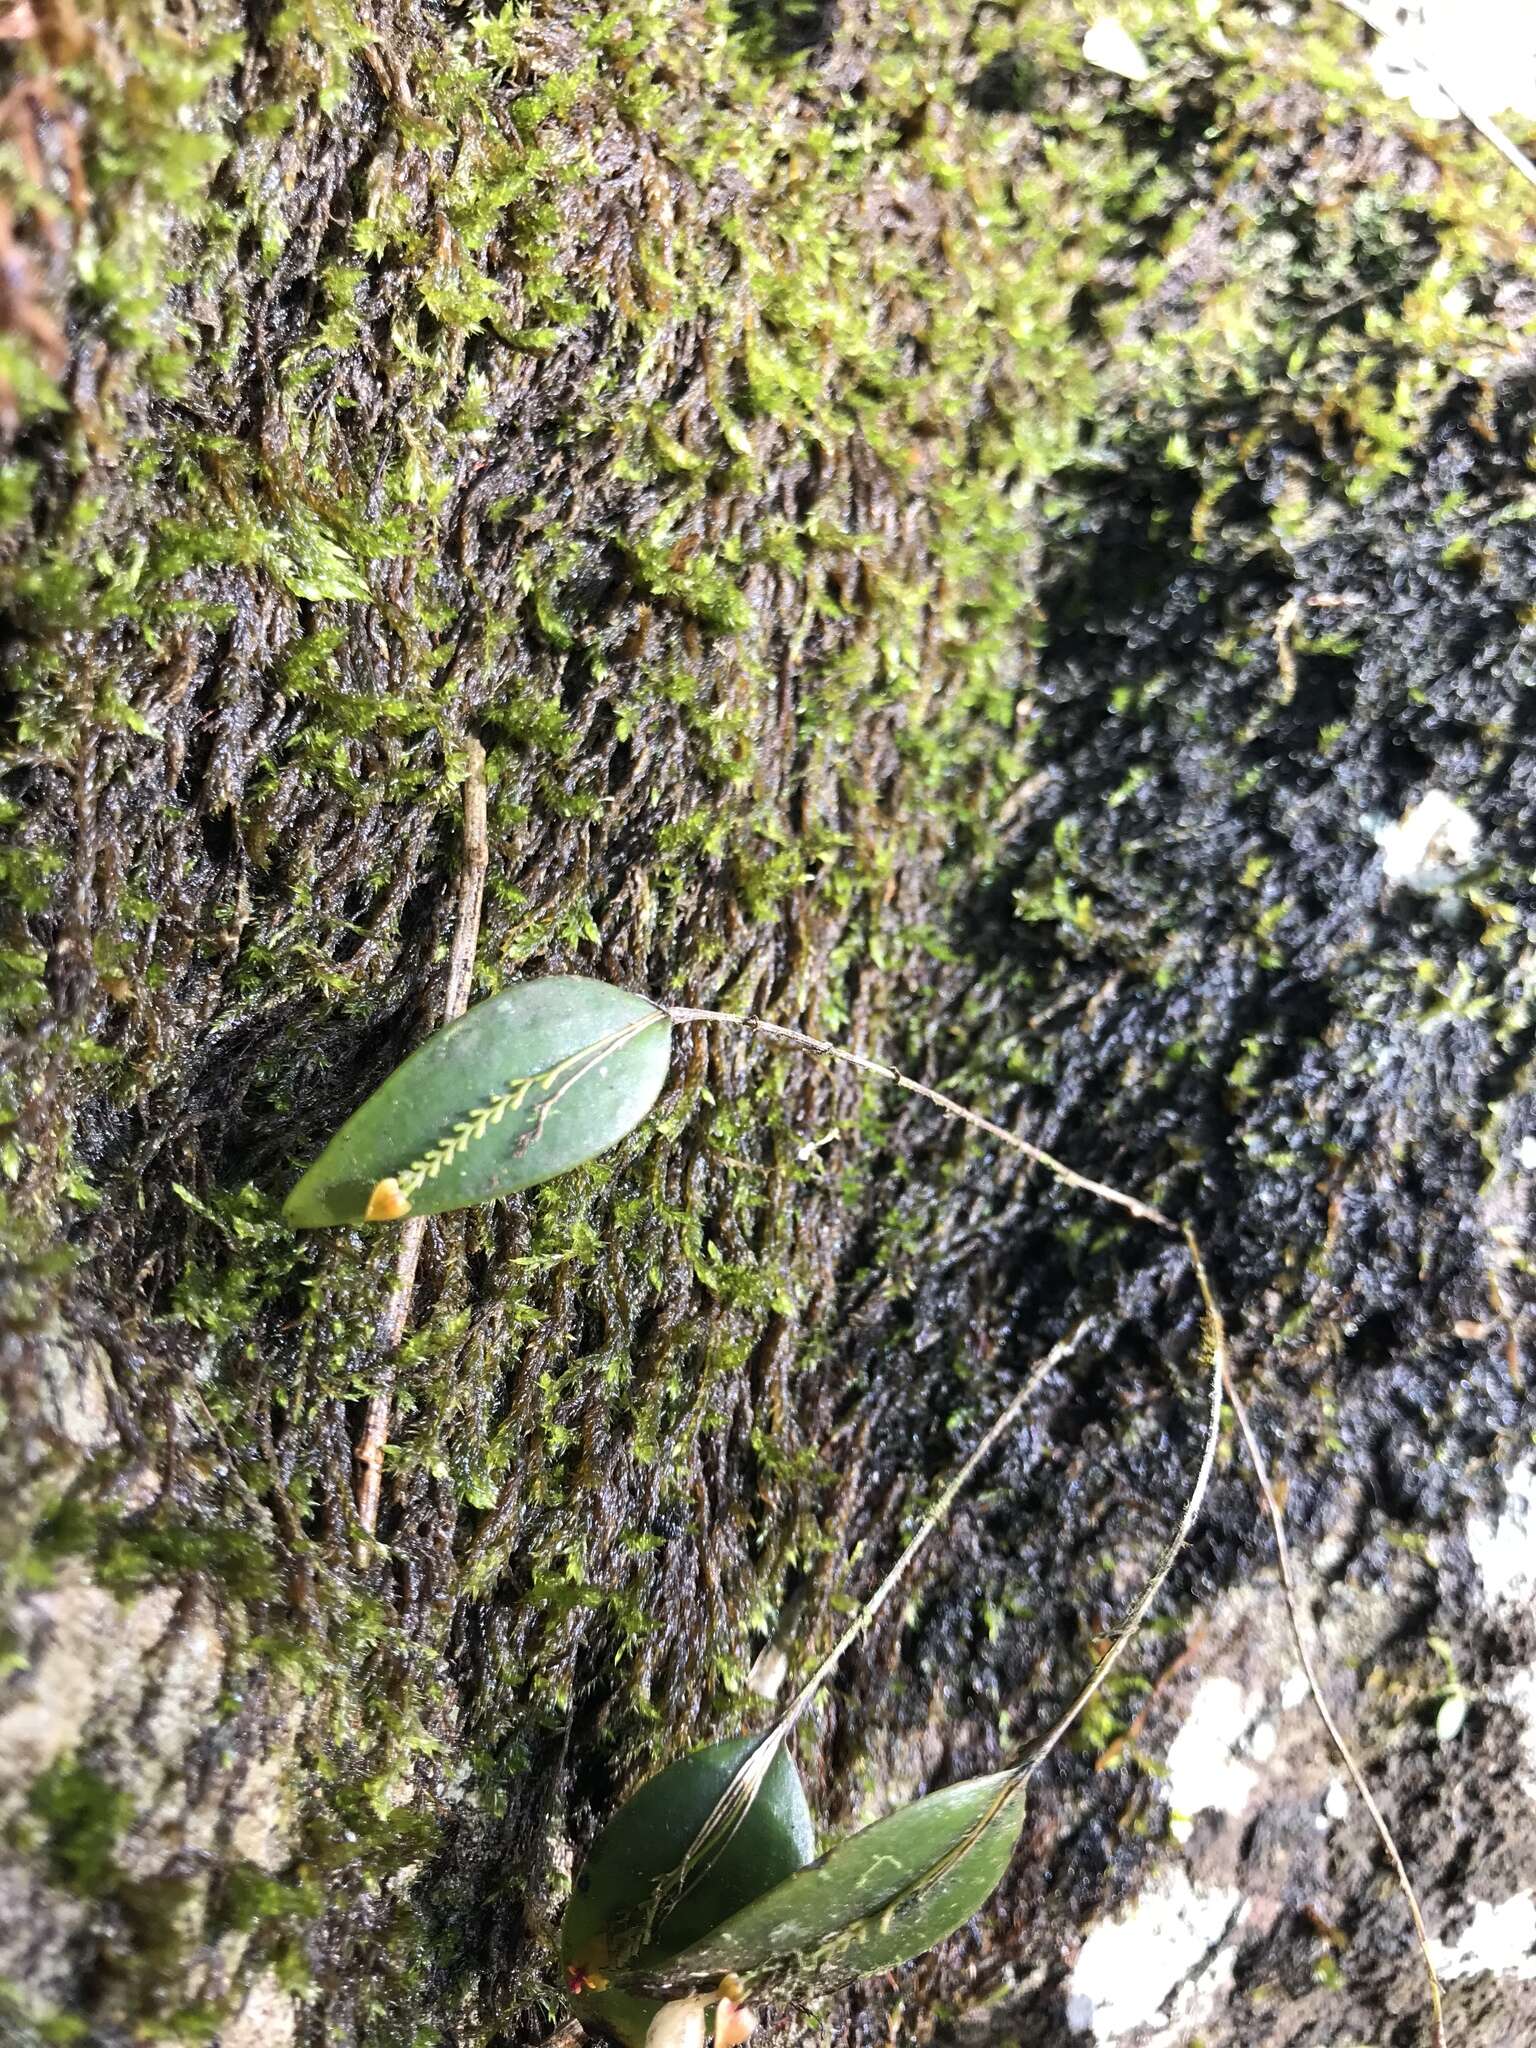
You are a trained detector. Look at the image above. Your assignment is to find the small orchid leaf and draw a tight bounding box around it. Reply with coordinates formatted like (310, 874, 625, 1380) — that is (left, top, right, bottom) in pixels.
(563, 1736, 816, 1971)
(638, 1769, 1029, 2005)
(561, 1736, 816, 2047)
(284, 977, 672, 1226)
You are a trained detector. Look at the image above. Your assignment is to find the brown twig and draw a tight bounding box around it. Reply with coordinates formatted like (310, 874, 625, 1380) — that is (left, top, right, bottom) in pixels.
(1272, 594, 1299, 704)
(666, 1006, 1442, 2047)
(667, 1007, 1175, 1232)
(1222, 1363, 1446, 2048)
(644, 1332, 1084, 1938)
(354, 737, 489, 1541)
(644, 1014, 1221, 1940)
(1094, 1621, 1209, 1773)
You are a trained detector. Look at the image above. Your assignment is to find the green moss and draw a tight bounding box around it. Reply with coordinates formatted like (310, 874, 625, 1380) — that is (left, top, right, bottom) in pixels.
(27, 1757, 135, 1897)
(0, 1983, 91, 2047)
(2, 0, 1532, 2038)
(219, 1861, 324, 1936)
(157, 2008, 226, 2043)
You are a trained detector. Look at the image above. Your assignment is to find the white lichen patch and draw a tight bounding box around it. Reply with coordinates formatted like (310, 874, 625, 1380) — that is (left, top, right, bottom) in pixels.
(36, 1333, 115, 1458)
(1466, 1460, 1536, 1613)
(1162, 1676, 1264, 1841)
(1373, 788, 1481, 892)
(1082, 17, 1151, 82)
(1246, 1718, 1278, 1764)
(1360, 0, 1536, 123)
(1278, 1669, 1311, 1711)
(0, 1569, 181, 1824)
(219, 1969, 298, 2048)
(1497, 1665, 1536, 1806)
(1065, 1870, 1245, 2041)
(1429, 1891, 1536, 1983)
(745, 1641, 789, 1701)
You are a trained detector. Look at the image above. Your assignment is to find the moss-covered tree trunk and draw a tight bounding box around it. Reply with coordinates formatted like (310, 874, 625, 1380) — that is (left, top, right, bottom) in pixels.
(3, 3, 1534, 2045)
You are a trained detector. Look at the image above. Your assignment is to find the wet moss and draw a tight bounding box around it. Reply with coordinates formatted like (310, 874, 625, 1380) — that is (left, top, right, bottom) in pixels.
(2, 0, 1534, 2041)
(26, 1757, 135, 1899)
(0, 1982, 92, 2048)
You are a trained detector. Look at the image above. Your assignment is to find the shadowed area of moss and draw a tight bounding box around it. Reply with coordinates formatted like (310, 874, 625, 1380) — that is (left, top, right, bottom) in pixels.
(0, 0, 1533, 2044)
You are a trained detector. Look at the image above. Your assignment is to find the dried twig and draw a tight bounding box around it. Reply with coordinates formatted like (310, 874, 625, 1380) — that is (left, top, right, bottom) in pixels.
(354, 737, 489, 1539)
(668, 1007, 1174, 1232)
(1222, 1364, 1446, 2048)
(1015, 1226, 1227, 1784)
(669, 1006, 1442, 2046)
(647, 1013, 1227, 1931)
(1272, 593, 1299, 704)
(643, 1333, 1084, 1938)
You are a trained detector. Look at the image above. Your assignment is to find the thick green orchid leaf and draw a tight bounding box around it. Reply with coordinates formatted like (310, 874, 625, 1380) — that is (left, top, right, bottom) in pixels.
(284, 977, 672, 1226)
(637, 1768, 1029, 2005)
(562, 1736, 815, 2047)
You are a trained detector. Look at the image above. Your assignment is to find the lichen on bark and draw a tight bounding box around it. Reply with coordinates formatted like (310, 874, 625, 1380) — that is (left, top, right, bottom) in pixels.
(1, 2, 1534, 2045)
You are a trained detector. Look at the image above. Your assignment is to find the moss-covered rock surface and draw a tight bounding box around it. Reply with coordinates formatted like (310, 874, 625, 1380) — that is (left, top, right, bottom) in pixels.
(2, 1, 1533, 2043)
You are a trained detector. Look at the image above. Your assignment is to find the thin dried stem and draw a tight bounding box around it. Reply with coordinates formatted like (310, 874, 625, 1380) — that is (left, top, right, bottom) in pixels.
(355, 737, 489, 1540)
(1222, 1365, 1446, 2048)
(648, 1006, 1213, 1942)
(666, 1005, 1440, 2048)
(653, 1333, 1082, 1935)
(1013, 1227, 1227, 1781)
(779, 1329, 1083, 1736)
(667, 1007, 1174, 1232)
(672, 1269, 1226, 1949)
